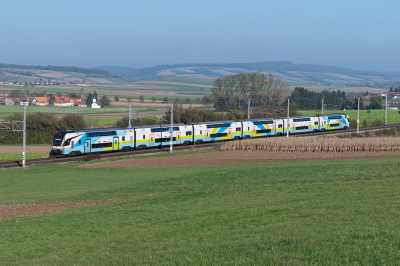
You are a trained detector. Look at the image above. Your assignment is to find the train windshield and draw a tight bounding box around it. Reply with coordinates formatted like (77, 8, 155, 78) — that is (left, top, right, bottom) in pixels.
(52, 131, 67, 146)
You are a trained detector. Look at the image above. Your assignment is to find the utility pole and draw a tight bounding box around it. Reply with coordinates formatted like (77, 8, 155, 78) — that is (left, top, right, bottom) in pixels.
(170, 101, 173, 153)
(248, 98, 251, 119)
(357, 97, 360, 135)
(287, 98, 290, 138)
(385, 92, 388, 125)
(128, 101, 132, 128)
(22, 102, 28, 167)
(321, 96, 324, 114)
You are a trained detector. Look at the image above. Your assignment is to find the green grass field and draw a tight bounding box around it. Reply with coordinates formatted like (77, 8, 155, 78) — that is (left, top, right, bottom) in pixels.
(0, 152, 48, 162)
(0, 105, 155, 118)
(1, 155, 400, 264)
(299, 109, 400, 125)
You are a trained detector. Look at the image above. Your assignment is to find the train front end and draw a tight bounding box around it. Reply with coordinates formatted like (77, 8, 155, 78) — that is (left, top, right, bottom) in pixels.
(50, 131, 69, 156)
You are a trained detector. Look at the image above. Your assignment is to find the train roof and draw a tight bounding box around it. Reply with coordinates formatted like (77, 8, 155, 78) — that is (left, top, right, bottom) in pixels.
(317, 113, 348, 116)
(64, 127, 124, 133)
(191, 120, 234, 125)
(132, 123, 185, 129)
(241, 118, 275, 122)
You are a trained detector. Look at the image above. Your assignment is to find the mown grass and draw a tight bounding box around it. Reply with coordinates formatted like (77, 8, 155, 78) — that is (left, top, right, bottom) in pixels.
(0, 152, 48, 162)
(300, 109, 400, 125)
(1, 156, 400, 264)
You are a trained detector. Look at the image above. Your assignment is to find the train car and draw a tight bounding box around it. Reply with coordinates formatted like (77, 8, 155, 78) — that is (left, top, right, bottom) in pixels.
(134, 123, 192, 149)
(242, 118, 277, 138)
(51, 127, 132, 156)
(288, 115, 319, 134)
(192, 120, 241, 143)
(317, 113, 349, 131)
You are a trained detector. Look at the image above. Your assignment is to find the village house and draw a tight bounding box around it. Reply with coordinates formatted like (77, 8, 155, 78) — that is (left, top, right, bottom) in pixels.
(74, 100, 87, 107)
(53, 97, 81, 107)
(34, 97, 50, 106)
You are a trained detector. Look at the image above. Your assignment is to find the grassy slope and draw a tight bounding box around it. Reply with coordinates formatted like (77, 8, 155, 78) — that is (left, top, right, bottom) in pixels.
(1, 156, 400, 264)
(300, 109, 400, 125)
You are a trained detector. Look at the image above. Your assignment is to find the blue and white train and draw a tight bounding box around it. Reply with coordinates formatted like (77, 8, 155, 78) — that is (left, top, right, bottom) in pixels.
(50, 113, 350, 156)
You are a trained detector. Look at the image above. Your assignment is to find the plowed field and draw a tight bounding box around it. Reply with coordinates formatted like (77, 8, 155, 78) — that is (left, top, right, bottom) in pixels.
(0, 146, 51, 154)
(83, 150, 400, 168)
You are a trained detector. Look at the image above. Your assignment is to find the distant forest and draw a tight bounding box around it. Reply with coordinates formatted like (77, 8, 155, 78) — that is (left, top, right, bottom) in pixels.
(0, 63, 110, 76)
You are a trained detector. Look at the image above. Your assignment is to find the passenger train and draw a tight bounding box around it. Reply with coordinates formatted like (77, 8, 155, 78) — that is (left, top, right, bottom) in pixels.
(50, 113, 350, 156)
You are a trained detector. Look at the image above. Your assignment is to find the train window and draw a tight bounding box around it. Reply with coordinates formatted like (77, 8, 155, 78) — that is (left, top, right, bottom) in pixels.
(296, 126, 309, 130)
(293, 118, 311, 122)
(256, 129, 271, 134)
(328, 116, 342, 120)
(324, 121, 326, 124)
(200, 130, 202, 134)
(71, 141, 74, 149)
(92, 142, 112, 148)
(253, 121, 273, 125)
(130, 136, 133, 144)
(236, 127, 241, 131)
(210, 133, 228, 138)
(122, 136, 125, 141)
(79, 140, 81, 145)
(278, 124, 282, 128)
(186, 131, 191, 136)
(314, 122, 318, 125)
(143, 135, 145, 139)
(248, 127, 250, 131)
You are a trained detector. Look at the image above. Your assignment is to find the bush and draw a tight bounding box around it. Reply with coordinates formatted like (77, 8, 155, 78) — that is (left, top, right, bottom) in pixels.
(0, 113, 86, 145)
(371, 119, 384, 126)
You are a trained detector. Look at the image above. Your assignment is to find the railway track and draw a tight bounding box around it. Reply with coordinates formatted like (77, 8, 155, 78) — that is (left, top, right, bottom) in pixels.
(1, 124, 398, 169)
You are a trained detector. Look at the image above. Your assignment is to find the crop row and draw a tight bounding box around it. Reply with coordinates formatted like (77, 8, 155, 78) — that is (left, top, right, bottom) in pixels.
(221, 136, 400, 153)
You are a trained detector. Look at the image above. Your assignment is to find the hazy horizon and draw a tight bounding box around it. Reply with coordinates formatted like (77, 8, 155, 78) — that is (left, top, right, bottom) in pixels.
(1, 0, 399, 72)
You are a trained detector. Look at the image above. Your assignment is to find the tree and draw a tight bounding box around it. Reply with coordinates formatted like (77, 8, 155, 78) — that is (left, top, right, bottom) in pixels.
(139, 95, 144, 102)
(100, 95, 111, 107)
(68, 92, 79, 98)
(114, 95, 119, 101)
(49, 95, 56, 105)
(175, 97, 180, 103)
(86, 92, 93, 107)
(366, 95, 383, 109)
(93, 90, 98, 101)
(127, 97, 132, 102)
(195, 97, 200, 104)
(163, 97, 168, 103)
(8, 90, 25, 97)
(186, 98, 190, 104)
(151, 97, 156, 102)
(390, 87, 393, 92)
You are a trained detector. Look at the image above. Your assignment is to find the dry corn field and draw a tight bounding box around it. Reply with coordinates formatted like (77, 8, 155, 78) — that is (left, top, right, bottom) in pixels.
(221, 137, 400, 153)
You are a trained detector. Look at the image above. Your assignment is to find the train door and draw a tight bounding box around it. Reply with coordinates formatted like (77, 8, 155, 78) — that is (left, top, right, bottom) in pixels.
(252, 126, 257, 137)
(176, 132, 181, 144)
(149, 134, 155, 147)
(84, 139, 90, 153)
(113, 137, 119, 150)
(205, 130, 210, 141)
(228, 128, 232, 139)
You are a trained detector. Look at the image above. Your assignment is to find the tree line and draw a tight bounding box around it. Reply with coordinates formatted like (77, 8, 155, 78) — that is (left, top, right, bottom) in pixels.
(211, 73, 287, 111)
(290, 87, 385, 110)
(0, 113, 86, 145)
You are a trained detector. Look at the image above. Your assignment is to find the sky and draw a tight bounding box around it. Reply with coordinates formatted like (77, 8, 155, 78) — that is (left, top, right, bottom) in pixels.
(1, 0, 399, 71)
